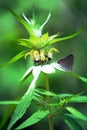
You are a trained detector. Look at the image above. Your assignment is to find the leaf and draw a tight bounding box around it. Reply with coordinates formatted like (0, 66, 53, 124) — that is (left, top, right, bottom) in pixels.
(16, 109, 49, 129)
(6, 5, 34, 36)
(7, 93, 34, 130)
(35, 88, 58, 97)
(53, 64, 87, 83)
(62, 114, 84, 130)
(0, 51, 27, 68)
(58, 93, 73, 98)
(67, 71, 87, 83)
(18, 39, 37, 48)
(40, 33, 49, 42)
(38, 33, 49, 48)
(49, 24, 86, 45)
(33, 91, 43, 103)
(58, 93, 87, 104)
(18, 33, 48, 49)
(0, 101, 19, 105)
(68, 95, 87, 103)
(7, 68, 41, 130)
(0, 105, 16, 129)
(66, 107, 87, 121)
(48, 32, 63, 43)
(18, 39, 32, 48)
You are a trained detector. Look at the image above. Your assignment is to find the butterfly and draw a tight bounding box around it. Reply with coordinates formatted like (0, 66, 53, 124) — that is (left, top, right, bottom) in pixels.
(58, 54, 74, 71)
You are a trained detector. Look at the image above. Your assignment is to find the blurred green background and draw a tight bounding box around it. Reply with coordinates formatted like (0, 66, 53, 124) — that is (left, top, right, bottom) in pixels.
(0, 0, 87, 129)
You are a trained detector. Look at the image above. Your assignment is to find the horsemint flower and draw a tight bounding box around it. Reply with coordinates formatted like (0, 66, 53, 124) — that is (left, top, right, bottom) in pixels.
(2, 7, 87, 83)
(16, 12, 76, 79)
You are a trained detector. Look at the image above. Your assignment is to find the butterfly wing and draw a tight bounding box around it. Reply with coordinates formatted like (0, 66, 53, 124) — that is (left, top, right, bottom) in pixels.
(58, 54, 74, 71)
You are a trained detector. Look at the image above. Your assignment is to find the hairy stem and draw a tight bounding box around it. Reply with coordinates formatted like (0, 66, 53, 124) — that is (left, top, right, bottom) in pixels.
(44, 73, 54, 130)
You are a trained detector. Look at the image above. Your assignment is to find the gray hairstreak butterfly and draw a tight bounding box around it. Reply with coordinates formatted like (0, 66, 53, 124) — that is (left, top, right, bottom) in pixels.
(58, 54, 74, 71)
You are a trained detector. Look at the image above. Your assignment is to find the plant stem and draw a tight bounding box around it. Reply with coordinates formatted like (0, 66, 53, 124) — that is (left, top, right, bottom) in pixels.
(44, 73, 54, 130)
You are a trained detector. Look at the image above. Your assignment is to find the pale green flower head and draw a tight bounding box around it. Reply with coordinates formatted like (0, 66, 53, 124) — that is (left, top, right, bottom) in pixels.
(8, 8, 84, 50)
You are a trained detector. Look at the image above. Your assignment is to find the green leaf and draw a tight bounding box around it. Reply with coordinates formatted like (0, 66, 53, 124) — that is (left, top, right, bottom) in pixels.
(40, 33, 49, 42)
(38, 33, 49, 48)
(6, 6, 34, 36)
(52, 62, 87, 83)
(7, 93, 34, 130)
(18, 33, 49, 49)
(55, 65, 87, 83)
(0, 51, 27, 68)
(35, 88, 58, 97)
(66, 107, 87, 121)
(0, 101, 19, 105)
(58, 93, 73, 98)
(18, 39, 32, 48)
(0, 105, 16, 129)
(33, 91, 43, 103)
(48, 32, 63, 43)
(69, 95, 87, 103)
(20, 36, 41, 49)
(67, 71, 87, 83)
(16, 109, 49, 129)
(18, 39, 37, 48)
(58, 93, 87, 103)
(62, 114, 84, 130)
(7, 68, 41, 130)
(49, 24, 86, 45)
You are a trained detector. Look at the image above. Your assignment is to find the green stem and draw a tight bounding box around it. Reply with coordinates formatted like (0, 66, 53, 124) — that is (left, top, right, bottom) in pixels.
(44, 73, 54, 130)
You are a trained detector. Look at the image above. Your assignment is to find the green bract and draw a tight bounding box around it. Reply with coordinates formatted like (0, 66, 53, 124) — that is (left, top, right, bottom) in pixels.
(22, 13, 51, 37)
(7, 7, 85, 50)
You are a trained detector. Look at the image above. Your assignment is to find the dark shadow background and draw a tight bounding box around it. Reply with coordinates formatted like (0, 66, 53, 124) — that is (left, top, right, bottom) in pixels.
(0, 0, 87, 129)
